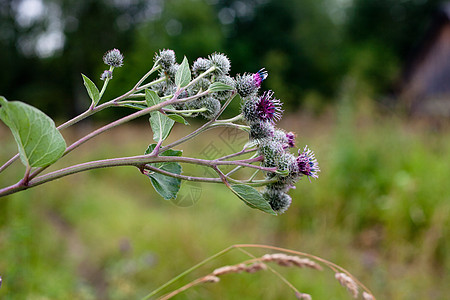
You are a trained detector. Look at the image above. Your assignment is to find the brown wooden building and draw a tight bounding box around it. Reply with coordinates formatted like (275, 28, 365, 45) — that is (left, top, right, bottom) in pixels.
(399, 3, 450, 117)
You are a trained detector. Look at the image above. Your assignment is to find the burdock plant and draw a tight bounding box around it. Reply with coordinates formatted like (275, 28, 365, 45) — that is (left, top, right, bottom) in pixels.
(0, 48, 319, 215)
(0, 49, 375, 299)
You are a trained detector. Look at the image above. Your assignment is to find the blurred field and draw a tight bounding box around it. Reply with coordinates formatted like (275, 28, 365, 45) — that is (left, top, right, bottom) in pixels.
(0, 100, 449, 299)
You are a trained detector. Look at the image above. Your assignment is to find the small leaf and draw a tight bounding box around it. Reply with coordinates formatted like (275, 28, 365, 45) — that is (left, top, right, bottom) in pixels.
(0, 96, 66, 168)
(145, 144, 183, 200)
(209, 82, 234, 92)
(167, 114, 189, 125)
(175, 56, 191, 88)
(145, 89, 162, 107)
(145, 90, 175, 142)
(230, 184, 276, 215)
(81, 74, 100, 105)
(148, 162, 182, 200)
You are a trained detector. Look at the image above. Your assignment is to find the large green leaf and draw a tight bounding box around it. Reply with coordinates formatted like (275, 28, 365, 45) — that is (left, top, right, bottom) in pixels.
(175, 56, 191, 88)
(81, 74, 100, 106)
(230, 184, 277, 215)
(145, 144, 183, 200)
(145, 90, 175, 142)
(0, 96, 66, 168)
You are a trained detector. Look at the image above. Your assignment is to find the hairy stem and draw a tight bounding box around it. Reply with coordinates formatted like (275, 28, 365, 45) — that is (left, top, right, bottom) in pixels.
(0, 155, 275, 197)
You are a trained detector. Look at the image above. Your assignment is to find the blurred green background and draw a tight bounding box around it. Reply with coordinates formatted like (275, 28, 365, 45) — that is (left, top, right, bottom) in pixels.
(1, 0, 450, 299)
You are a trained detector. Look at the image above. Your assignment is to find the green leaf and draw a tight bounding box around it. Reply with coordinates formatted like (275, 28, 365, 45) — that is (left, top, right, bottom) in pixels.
(145, 90, 175, 142)
(167, 114, 189, 125)
(175, 56, 191, 88)
(209, 82, 234, 92)
(81, 74, 100, 105)
(145, 144, 183, 200)
(0, 96, 66, 168)
(230, 184, 276, 215)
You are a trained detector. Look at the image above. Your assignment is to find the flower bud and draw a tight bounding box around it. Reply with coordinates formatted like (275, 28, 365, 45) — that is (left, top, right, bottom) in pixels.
(236, 69, 268, 97)
(192, 57, 212, 77)
(100, 70, 113, 81)
(209, 52, 231, 75)
(263, 188, 292, 214)
(250, 121, 275, 141)
(155, 49, 176, 70)
(103, 48, 124, 67)
(200, 97, 221, 119)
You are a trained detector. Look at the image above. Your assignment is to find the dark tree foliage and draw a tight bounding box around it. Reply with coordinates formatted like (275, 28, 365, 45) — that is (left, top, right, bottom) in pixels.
(0, 0, 446, 118)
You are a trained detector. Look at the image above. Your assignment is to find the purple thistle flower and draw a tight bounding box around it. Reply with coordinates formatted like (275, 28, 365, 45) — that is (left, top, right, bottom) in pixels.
(286, 132, 296, 148)
(253, 68, 268, 88)
(256, 91, 283, 123)
(296, 145, 320, 179)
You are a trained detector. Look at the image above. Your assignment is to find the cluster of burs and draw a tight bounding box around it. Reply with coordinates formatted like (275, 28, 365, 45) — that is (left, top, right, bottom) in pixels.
(152, 49, 320, 214)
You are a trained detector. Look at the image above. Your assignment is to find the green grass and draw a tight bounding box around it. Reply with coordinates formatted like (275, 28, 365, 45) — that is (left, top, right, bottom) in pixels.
(0, 103, 449, 299)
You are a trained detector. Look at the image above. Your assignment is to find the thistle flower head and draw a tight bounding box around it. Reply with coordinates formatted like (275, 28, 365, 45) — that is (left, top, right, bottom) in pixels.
(200, 97, 221, 119)
(263, 188, 292, 214)
(253, 68, 268, 88)
(258, 139, 284, 168)
(250, 121, 275, 141)
(103, 48, 124, 67)
(255, 91, 283, 123)
(242, 95, 259, 124)
(286, 132, 296, 148)
(296, 146, 320, 179)
(192, 57, 212, 76)
(100, 70, 113, 81)
(266, 152, 299, 188)
(273, 129, 292, 149)
(209, 52, 230, 75)
(163, 63, 179, 82)
(155, 49, 176, 70)
(236, 73, 258, 97)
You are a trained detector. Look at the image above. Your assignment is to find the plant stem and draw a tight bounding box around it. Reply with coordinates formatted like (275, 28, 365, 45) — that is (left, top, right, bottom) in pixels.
(214, 114, 243, 123)
(185, 65, 216, 90)
(163, 107, 207, 114)
(144, 165, 221, 183)
(134, 63, 161, 90)
(210, 122, 250, 131)
(97, 66, 114, 104)
(0, 154, 276, 197)
(218, 148, 257, 161)
(26, 90, 211, 181)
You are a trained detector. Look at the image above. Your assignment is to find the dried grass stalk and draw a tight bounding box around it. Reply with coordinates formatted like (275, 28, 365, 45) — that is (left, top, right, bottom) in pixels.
(295, 291, 312, 300)
(362, 291, 375, 300)
(261, 253, 323, 270)
(213, 262, 267, 276)
(202, 275, 220, 283)
(335, 272, 359, 298)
